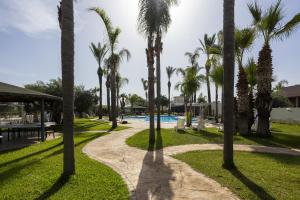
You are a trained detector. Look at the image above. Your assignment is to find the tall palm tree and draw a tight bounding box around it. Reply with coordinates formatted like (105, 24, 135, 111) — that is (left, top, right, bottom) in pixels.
(58, 0, 75, 175)
(90, 7, 129, 129)
(138, 0, 167, 142)
(166, 66, 176, 116)
(89, 42, 108, 119)
(210, 65, 223, 123)
(141, 78, 148, 101)
(235, 28, 255, 135)
(154, 0, 178, 131)
(245, 58, 257, 131)
(185, 49, 201, 103)
(198, 34, 217, 116)
(103, 59, 111, 120)
(223, 0, 235, 169)
(248, 1, 300, 136)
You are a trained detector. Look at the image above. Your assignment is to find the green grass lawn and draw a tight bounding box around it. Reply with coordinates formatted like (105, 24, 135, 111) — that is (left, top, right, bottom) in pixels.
(174, 151, 300, 200)
(0, 121, 129, 199)
(126, 123, 300, 150)
(74, 118, 127, 132)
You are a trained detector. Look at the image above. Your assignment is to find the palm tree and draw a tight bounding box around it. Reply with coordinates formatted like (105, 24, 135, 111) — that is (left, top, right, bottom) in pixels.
(103, 60, 111, 120)
(166, 66, 176, 116)
(235, 28, 255, 135)
(89, 42, 108, 119)
(141, 78, 148, 101)
(210, 65, 223, 123)
(58, 0, 75, 175)
(248, 1, 300, 136)
(119, 93, 127, 116)
(245, 58, 257, 131)
(154, 0, 178, 131)
(90, 7, 130, 129)
(116, 74, 129, 116)
(198, 34, 218, 116)
(223, 0, 235, 169)
(176, 66, 203, 126)
(185, 49, 201, 103)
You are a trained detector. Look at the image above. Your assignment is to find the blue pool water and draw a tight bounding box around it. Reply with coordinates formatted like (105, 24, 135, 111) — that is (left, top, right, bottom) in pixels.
(124, 115, 197, 123)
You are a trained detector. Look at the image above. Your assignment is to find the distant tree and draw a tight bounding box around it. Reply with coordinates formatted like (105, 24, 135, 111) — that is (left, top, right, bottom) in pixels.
(25, 79, 63, 123)
(198, 34, 218, 115)
(166, 66, 176, 115)
(89, 42, 108, 119)
(210, 65, 223, 123)
(128, 94, 147, 108)
(74, 85, 98, 117)
(155, 95, 168, 113)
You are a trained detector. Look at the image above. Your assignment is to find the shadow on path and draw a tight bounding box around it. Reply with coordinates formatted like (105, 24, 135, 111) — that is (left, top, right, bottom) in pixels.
(135, 130, 174, 199)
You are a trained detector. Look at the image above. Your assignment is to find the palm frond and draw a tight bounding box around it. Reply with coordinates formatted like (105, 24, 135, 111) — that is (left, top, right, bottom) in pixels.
(247, 2, 262, 26)
(275, 13, 300, 39)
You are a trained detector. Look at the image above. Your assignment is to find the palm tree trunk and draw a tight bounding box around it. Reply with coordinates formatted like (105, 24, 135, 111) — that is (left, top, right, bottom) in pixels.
(248, 87, 255, 131)
(147, 35, 155, 144)
(61, 0, 75, 175)
(98, 73, 103, 119)
(106, 79, 111, 121)
(168, 81, 171, 116)
(155, 34, 162, 131)
(117, 85, 120, 118)
(256, 44, 272, 137)
(206, 68, 212, 116)
(110, 62, 117, 128)
(221, 85, 224, 123)
(215, 85, 219, 123)
(223, 0, 235, 169)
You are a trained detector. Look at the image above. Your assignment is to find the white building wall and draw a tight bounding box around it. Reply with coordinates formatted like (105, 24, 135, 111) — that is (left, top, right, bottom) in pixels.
(271, 108, 300, 124)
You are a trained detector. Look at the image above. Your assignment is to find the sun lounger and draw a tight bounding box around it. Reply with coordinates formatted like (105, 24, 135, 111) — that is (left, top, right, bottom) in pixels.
(175, 117, 185, 132)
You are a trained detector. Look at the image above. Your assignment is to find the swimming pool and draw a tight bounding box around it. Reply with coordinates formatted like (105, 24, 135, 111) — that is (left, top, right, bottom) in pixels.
(124, 115, 197, 123)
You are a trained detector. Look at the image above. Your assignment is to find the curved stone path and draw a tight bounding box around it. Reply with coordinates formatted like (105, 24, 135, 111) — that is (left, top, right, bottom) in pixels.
(83, 121, 300, 200)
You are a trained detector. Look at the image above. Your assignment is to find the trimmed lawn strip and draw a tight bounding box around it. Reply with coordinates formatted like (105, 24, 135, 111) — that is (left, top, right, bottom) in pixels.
(0, 132, 129, 199)
(126, 123, 300, 150)
(174, 151, 300, 200)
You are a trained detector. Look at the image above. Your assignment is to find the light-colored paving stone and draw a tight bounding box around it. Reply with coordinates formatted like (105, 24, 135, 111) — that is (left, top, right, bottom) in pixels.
(83, 120, 299, 200)
(83, 121, 238, 200)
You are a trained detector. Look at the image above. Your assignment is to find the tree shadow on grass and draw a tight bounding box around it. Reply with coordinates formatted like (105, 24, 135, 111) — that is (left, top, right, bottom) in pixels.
(37, 174, 70, 200)
(0, 142, 63, 168)
(229, 168, 276, 200)
(241, 132, 300, 149)
(0, 132, 105, 184)
(135, 130, 174, 199)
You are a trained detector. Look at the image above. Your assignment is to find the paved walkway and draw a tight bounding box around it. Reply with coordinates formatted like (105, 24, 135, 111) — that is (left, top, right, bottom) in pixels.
(83, 120, 299, 200)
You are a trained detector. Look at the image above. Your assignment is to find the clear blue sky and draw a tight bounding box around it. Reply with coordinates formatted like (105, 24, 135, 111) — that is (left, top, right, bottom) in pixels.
(0, 0, 299, 103)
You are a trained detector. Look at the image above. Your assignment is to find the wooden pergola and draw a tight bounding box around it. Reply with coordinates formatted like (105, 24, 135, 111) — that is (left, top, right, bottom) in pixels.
(0, 82, 62, 141)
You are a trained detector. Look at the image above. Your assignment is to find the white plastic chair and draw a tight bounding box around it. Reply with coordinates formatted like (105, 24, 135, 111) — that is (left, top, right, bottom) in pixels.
(175, 117, 185, 132)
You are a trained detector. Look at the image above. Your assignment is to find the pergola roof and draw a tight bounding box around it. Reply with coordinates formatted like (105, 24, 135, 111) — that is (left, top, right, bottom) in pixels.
(0, 82, 62, 102)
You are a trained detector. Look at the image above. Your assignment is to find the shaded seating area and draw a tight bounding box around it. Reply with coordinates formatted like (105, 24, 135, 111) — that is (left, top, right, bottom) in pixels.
(0, 82, 62, 151)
